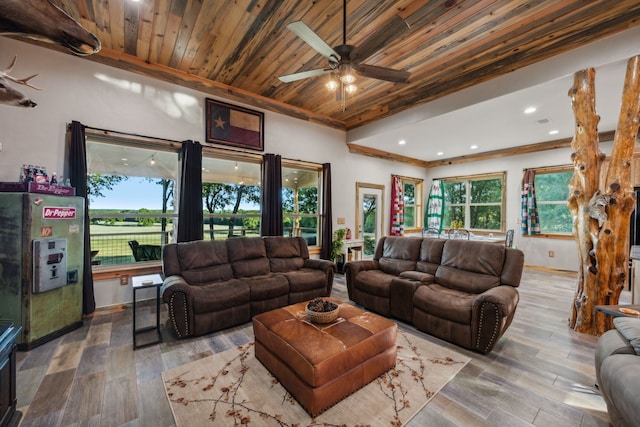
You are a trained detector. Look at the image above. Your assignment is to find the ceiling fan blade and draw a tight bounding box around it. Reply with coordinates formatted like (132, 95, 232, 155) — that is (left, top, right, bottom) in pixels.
(278, 68, 331, 83)
(287, 21, 340, 62)
(355, 63, 410, 83)
(351, 15, 411, 63)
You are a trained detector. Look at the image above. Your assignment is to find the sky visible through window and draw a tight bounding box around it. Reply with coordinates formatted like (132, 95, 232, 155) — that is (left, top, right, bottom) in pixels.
(90, 178, 166, 210)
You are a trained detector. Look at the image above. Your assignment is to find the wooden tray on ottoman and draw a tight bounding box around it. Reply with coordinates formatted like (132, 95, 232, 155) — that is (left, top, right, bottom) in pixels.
(252, 299, 397, 417)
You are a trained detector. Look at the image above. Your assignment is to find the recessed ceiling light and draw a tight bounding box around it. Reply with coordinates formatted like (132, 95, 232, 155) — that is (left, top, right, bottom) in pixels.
(470, 145, 478, 150)
(549, 129, 559, 135)
(399, 139, 406, 145)
(437, 152, 444, 156)
(524, 106, 537, 114)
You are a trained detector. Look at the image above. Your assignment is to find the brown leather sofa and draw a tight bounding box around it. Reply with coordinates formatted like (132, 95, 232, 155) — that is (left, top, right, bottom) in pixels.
(162, 236, 335, 338)
(345, 236, 524, 353)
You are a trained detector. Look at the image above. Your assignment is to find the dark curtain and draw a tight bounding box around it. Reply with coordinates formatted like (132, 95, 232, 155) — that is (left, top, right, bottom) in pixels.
(67, 120, 95, 315)
(320, 163, 332, 260)
(177, 140, 203, 242)
(260, 153, 283, 236)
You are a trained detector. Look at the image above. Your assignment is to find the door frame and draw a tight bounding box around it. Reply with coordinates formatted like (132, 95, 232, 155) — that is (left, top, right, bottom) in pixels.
(355, 182, 385, 248)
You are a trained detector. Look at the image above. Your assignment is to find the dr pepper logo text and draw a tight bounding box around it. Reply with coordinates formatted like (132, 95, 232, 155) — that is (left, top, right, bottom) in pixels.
(43, 207, 76, 219)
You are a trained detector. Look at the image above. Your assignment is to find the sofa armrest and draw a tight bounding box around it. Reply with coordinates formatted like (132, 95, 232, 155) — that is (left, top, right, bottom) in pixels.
(344, 260, 380, 297)
(473, 285, 519, 317)
(303, 258, 336, 273)
(471, 286, 519, 353)
(161, 275, 195, 338)
(303, 258, 337, 295)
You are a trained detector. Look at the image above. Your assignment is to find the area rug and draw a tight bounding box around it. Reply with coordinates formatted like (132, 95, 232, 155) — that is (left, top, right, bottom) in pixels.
(162, 329, 469, 427)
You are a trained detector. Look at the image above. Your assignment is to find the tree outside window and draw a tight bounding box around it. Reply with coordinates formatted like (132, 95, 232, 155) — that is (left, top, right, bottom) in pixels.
(282, 165, 321, 247)
(534, 169, 573, 233)
(401, 177, 423, 232)
(443, 174, 504, 231)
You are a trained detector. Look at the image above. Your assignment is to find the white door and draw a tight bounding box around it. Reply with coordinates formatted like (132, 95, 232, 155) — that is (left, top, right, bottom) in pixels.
(356, 183, 385, 258)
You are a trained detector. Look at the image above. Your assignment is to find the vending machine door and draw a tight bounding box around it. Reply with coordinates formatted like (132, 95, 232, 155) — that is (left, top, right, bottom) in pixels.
(32, 238, 68, 293)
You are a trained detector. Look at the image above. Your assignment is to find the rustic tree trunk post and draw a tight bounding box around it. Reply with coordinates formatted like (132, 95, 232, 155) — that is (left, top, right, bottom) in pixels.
(568, 56, 640, 335)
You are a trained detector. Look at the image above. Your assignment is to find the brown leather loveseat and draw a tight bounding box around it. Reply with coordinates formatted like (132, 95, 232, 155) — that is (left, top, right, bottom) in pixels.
(345, 236, 524, 353)
(162, 236, 335, 338)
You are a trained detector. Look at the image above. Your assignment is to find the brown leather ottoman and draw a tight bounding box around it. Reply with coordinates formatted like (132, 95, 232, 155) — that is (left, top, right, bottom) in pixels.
(252, 299, 397, 416)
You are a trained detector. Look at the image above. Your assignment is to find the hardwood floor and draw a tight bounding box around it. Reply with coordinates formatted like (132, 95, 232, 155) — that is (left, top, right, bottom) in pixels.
(15, 268, 616, 426)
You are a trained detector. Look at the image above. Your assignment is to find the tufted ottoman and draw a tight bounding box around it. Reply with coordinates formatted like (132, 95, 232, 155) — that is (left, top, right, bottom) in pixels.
(252, 299, 397, 416)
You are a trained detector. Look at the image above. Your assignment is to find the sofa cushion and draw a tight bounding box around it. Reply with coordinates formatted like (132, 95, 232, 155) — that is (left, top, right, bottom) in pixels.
(281, 268, 328, 293)
(354, 270, 396, 297)
(435, 240, 504, 293)
(264, 236, 306, 272)
(413, 284, 474, 324)
(377, 237, 422, 275)
(416, 238, 446, 274)
(175, 240, 233, 284)
(226, 237, 271, 277)
(614, 317, 640, 355)
(243, 274, 290, 300)
(190, 280, 250, 314)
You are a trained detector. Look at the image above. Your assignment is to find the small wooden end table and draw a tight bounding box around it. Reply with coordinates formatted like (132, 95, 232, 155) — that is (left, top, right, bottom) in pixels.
(595, 304, 640, 318)
(132, 274, 163, 349)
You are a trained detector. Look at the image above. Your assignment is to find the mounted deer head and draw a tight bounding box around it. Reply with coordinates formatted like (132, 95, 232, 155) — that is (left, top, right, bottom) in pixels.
(0, 56, 40, 108)
(0, 0, 100, 56)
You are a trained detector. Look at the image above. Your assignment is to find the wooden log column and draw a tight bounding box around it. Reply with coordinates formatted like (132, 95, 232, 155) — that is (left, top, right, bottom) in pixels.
(568, 56, 640, 335)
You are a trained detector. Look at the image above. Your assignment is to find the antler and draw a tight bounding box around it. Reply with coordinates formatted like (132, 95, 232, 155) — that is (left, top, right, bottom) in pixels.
(1, 56, 41, 90)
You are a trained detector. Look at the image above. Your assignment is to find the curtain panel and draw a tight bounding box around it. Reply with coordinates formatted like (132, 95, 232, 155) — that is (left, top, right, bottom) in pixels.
(425, 179, 445, 232)
(521, 170, 541, 235)
(320, 163, 332, 260)
(177, 140, 203, 242)
(68, 120, 95, 315)
(260, 153, 283, 236)
(390, 175, 404, 236)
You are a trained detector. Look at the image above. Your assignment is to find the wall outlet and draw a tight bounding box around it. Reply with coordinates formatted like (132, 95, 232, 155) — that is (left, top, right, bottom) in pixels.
(120, 275, 129, 286)
(337, 217, 345, 224)
(548, 251, 555, 258)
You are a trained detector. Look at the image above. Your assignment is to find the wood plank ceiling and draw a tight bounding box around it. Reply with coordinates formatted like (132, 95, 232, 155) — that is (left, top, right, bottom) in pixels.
(49, 0, 640, 131)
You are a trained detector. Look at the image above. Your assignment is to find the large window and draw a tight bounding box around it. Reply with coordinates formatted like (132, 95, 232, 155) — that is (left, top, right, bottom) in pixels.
(442, 173, 505, 231)
(282, 162, 322, 247)
(402, 177, 423, 232)
(534, 168, 573, 234)
(201, 155, 262, 240)
(86, 137, 179, 266)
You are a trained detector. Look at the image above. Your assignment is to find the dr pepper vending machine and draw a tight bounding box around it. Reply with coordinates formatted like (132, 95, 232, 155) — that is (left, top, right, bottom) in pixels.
(0, 184, 84, 350)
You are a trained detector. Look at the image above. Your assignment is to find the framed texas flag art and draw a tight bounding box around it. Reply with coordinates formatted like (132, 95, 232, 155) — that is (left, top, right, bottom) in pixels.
(205, 98, 264, 151)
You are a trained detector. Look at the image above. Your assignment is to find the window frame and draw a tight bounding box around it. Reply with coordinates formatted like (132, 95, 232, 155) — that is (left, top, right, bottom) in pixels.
(528, 165, 574, 237)
(397, 175, 424, 233)
(281, 159, 324, 249)
(441, 172, 506, 232)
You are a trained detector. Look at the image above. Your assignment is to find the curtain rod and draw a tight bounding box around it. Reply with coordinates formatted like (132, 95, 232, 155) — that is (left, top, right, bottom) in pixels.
(77, 124, 184, 144)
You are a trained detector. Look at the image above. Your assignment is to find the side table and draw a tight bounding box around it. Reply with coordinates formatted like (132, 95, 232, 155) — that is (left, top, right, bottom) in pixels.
(595, 304, 640, 318)
(132, 274, 163, 349)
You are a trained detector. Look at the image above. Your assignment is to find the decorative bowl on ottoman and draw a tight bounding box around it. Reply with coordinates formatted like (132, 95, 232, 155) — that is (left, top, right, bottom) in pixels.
(306, 298, 339, 323)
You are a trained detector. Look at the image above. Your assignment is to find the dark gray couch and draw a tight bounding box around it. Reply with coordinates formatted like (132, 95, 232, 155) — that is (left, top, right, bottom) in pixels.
(595, 317, 640, 427)
(345, 236, 524, 353)
(162, 236, 335, 338)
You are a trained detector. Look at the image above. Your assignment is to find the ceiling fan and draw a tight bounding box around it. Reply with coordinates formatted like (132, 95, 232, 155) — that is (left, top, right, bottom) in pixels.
(278, 1, 411, 85)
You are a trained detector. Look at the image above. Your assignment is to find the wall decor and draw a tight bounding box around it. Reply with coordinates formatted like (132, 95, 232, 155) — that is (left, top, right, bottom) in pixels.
(205, 98, 264, 151)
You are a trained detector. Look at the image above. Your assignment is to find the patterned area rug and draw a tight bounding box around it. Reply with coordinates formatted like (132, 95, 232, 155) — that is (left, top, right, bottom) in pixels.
(162, 329, 469, 426)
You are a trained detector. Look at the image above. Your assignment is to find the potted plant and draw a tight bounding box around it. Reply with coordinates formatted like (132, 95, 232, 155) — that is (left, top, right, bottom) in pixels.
(331, 228, 348, 273)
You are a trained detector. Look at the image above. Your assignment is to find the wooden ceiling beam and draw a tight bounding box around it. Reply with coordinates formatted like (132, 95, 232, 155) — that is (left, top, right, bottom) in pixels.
(349, 130, 617, 167)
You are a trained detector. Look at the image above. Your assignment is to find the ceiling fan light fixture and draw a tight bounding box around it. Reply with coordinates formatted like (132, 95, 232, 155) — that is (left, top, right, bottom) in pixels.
(345, 84, 357, 95)
(326, 77, 339, 91)
(339, 63, 356, 84)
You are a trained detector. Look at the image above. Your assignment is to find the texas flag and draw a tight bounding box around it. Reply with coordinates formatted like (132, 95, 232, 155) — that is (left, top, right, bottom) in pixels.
(208, 100, 262, 149)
